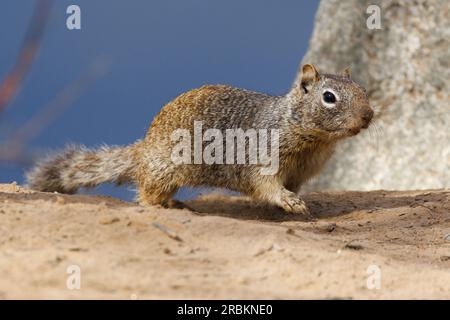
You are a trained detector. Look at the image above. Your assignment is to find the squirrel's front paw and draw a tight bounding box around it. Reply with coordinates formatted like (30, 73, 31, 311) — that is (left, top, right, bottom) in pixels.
(279, 194, 314, 219)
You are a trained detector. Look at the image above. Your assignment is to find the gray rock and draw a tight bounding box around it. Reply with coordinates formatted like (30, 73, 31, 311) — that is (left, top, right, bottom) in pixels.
(301, 0, 450, 191)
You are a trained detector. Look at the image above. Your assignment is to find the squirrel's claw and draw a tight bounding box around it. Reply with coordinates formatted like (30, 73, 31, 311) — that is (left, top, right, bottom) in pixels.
(279, 194, 315, 220)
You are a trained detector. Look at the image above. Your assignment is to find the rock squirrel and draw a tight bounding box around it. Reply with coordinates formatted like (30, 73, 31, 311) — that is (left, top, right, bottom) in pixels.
(26, 64, 373, 218)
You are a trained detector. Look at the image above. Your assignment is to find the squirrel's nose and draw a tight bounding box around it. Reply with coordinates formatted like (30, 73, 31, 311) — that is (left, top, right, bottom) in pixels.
(361, 108, 374, 128)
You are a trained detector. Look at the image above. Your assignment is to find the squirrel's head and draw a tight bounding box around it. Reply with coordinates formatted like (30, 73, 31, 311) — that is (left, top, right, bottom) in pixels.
(290, 64, 374, 139)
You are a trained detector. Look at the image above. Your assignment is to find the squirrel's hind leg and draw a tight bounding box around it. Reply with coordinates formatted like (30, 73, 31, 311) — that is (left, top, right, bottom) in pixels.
(135, 152, 193, 210)
(136, 180, 195, 211)
(137, 183, 176, 207)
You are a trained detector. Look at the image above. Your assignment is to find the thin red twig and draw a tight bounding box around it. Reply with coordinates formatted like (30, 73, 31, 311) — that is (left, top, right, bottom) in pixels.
(0, 0, 53, 113)
(0, 59, 111, 165)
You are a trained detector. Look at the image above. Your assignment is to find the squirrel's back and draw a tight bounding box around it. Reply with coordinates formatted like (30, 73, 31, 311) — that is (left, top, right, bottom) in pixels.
(149, 84, 277, 135)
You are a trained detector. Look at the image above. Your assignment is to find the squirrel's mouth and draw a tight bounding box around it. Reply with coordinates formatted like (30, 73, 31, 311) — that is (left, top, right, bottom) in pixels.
(325, 125, 368, 138)
(330, 126, 364, 138)
(347, 127, 361, 135)
(361, 121, 371, 129)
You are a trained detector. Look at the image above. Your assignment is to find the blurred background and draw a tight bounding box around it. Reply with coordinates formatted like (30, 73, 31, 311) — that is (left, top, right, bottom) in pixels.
(0, 0, 319, 201)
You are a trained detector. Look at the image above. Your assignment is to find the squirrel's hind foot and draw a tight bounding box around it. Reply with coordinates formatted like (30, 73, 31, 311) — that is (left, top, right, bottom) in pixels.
(163, 199, 197, 212)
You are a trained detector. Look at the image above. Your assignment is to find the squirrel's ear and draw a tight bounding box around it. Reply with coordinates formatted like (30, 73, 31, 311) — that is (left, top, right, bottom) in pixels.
(301, 64, 320, 93)
(342, 67, 352, 79)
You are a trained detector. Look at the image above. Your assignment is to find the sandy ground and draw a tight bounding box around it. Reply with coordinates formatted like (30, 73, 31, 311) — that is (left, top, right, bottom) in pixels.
(0, 182, 450, 299)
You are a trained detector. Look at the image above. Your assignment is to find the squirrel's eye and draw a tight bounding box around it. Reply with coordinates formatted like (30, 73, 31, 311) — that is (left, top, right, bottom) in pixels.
(323, 91, 336, 103)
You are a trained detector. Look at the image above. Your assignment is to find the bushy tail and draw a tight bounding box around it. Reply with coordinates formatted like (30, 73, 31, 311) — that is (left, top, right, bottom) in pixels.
(26, 142, 142, 194)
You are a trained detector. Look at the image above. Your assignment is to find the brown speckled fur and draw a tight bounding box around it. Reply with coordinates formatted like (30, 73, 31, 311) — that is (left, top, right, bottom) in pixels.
(26, 64, 373, 217)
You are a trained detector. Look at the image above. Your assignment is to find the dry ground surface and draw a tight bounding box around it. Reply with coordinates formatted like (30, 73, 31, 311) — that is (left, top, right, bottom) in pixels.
(0, 182, 450, 299)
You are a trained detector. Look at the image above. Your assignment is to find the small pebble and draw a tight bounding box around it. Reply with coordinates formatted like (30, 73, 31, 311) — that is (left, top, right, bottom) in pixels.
(56, 196, 66, 205)
(344, 240, 364, 250)
(286, 228, 295, 235)
(270, 243, 283, 252)
(98, 217, 120, 225)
